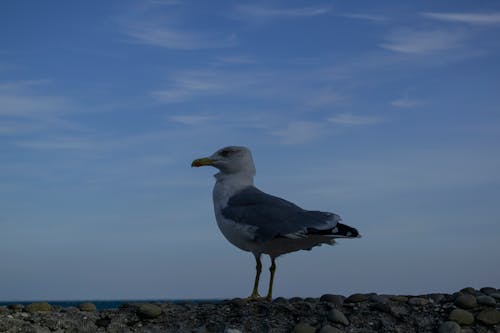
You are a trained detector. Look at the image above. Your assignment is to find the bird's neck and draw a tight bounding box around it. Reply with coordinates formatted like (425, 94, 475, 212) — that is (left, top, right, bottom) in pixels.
(213, 171, 254, 205)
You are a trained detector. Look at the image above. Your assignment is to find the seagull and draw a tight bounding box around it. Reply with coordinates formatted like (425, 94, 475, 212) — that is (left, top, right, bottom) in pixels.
(192, 146, 360, 301)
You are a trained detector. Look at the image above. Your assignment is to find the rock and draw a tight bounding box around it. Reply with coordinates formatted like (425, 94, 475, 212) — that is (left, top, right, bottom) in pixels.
(429, 293, 446, 303)
(289, 297, 303, 302)
(390, 295, 408, 303)
(327, 308, 349, 325)
(26, 302, 52, 313)
(7, 304, 23, 312)
(476, 295, 496, 306)
(490, 293, 500, 301)
(320, 294, 345, 306)
(0, 306, 8, 314)
(460, 287, 476, 295)
(319, 325, 344, 333)
(304, 297, 317, 303)
(138, 303, 162, 318)
(78, 302, 97, 312)
(345, 293, 369, 303)
(479, 287, 497, 295)
(369, 294, 388, 304)
(439, 321, 462, 333)
(96, 316, 111, 328)
(448, 309, 474, 325)
(225, 329, 243, 333)
(272, 297, 288, 304)
(454, 294, 477, 309)
(293, 323, 316, 333)
(408, 297, 428, 306)
(476, 309, 500, 326)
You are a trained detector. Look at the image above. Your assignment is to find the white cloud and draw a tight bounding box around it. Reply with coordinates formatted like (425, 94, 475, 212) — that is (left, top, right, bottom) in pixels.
(125, 25, 236, 50)
(272, 121, 326, 144)
(328, 113, 382, 126)
(340, 13, 387, 23)
(391, 97, 423, 108)
(234, 5, 330, 20)
(422, 12, 500, 26)
(379, 29, 467, 54)
(169, 115, 212, 125)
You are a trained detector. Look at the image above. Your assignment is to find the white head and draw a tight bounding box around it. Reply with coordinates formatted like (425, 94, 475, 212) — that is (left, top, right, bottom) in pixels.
(192, 146, 256, 176)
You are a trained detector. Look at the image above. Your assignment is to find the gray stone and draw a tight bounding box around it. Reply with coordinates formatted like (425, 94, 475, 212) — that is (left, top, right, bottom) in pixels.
(26, 302, 52, 313)
(408, 297, 428, 306)
(224, 329, 243, 333)
(138, 303, 162, 318)
(293, 323, 316, 333)
(490, 293, 500, 301)
(476, 309, 500, 326)
(328, 308, 349, 325)
(454, 294, 477, 309)
(78, 302, 97, 312)
(480, 287, 497, 295)
(448, 309, 474, 325)
(345, 293, 369, 303)
(439, 321, 462, 333)
(319, 294, 345, 306)
(429, 293, 446, 303)
(476, 295, 496, 306)
(7, 304, 23, 312)
(460, 287, 476, 295)
(369, 294, 388, 304)
(319, 325, 344, 333)
(390, 295, 408, 303)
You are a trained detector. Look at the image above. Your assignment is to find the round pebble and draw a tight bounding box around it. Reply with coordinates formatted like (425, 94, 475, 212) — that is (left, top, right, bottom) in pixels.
(489, 293, 500, 301)
(138, 303, 162, 318)
(345, 293, 369, 303)
(448, 309, 474, 325)
(408, 297, 428, 306)
(454, 294, 477, 309)
(390, 296, 409, 303)
(460, 287, 476, 295)
(327, 308, 349, 325)
(439, 321, 462, 333)
(78, 302, 97, 312)
(320, 294, 345, 306)
(26, 302, 52, 313)
(476, 309, 500, 326)
(319, 325, 344, 333)
(293, 323, 316, 333)
(479, 287, 497, 295)
(476, 295, 496, 306)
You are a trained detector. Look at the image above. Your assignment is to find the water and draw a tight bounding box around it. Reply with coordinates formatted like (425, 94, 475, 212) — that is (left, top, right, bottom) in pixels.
(0, 299, 221, 311)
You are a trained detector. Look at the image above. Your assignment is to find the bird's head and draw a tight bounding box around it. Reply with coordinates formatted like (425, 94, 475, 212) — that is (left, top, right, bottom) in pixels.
(192, 146, 256, 175)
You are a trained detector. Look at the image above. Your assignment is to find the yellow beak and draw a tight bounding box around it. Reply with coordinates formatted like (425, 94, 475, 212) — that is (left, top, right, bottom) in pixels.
(191, 157, 214, 167)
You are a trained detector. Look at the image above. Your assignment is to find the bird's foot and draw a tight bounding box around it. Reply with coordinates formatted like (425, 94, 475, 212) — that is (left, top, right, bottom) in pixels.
(244, 292, 263, 302)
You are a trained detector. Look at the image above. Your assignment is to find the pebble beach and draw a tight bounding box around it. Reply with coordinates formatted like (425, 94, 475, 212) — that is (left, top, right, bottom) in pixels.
(1, 287, 499, 333)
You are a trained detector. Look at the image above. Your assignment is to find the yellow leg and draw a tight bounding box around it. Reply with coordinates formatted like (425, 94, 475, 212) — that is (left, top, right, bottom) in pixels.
(247, 254, 262, 300)
(265, 257, 276, 301)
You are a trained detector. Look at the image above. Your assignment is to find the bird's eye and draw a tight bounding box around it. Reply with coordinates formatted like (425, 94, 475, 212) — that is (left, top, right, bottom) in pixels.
(219, 149, 234, 157)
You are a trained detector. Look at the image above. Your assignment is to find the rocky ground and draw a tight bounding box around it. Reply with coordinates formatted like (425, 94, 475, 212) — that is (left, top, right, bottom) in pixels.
(1, 287, 499, 333)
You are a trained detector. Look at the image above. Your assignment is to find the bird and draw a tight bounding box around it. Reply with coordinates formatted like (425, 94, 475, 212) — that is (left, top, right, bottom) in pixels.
(191, 146, 360, 301)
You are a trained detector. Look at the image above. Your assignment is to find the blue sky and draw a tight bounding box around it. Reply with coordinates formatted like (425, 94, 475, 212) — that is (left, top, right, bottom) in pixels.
(1, 0, 499, 301)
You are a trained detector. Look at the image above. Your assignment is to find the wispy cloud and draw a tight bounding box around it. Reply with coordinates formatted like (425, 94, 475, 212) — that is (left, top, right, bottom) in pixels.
(422, 12, 500, 26)
(169, 115, 212, 125)
(340, 13, 388, 23)
(233, 5, 330, 21)
(328, 113, 382, 126)
(125, 24, 236, 50)
(272, 121, 326, 144)
(391, 93, 424, 108)
(379, 29, 467, 54)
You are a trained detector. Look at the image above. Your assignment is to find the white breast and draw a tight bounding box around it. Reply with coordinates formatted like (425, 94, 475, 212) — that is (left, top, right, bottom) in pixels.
(212, 172, 256, 252)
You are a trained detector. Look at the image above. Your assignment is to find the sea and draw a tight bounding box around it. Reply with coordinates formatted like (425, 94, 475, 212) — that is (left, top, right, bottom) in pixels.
(0, 299, 221, 311)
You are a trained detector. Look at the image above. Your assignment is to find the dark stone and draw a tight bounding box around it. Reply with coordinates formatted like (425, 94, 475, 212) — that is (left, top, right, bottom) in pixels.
(319, 294, 345, 307)
(454, 294, 477, 309)
(476, 309, 500, 326)
(345, 293, 369, 303)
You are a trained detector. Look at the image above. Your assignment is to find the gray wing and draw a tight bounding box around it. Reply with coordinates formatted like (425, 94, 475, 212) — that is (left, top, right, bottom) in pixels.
(221, 186, 341, 242)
